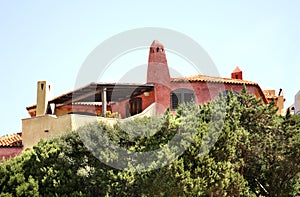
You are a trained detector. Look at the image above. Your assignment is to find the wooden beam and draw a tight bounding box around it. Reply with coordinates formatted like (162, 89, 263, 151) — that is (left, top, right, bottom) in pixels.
(59, 89, 102, 106)
(102, 87, 107, 117)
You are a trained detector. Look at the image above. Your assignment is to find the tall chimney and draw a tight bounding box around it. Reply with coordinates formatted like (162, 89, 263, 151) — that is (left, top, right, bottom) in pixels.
(147, 40, 170, 84)
(36, 81, 51, 116)
(146, 40, 171, 114)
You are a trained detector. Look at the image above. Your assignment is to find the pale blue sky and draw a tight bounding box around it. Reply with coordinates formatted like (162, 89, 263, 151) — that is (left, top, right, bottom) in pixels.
(1, 1, 299, 136)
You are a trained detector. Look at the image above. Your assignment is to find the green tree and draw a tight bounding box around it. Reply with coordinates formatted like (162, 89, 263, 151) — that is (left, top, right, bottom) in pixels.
(1, 89, 300, 196)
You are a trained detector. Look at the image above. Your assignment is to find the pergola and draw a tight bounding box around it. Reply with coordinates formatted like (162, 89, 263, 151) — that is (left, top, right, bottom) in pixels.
(28, 82, 154, 117)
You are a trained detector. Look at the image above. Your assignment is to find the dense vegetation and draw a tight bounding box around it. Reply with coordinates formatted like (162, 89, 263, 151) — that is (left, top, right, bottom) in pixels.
(1, 89, 300, 196)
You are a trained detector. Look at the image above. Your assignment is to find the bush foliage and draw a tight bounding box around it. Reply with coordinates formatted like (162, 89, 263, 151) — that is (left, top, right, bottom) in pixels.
(1, 89, 300, 196)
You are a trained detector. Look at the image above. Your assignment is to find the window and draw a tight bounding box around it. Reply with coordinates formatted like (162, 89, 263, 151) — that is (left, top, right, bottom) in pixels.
(170, 89, 195, 110)
(129, 98, 142, 116)
(171, 92, 179, 110)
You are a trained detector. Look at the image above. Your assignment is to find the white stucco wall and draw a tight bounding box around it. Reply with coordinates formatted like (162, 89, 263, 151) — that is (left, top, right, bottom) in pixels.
(22, 103, 157, 150)
(295, 91, 300, 114)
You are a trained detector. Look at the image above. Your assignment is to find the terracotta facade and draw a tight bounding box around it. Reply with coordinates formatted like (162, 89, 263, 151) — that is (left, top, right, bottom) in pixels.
(26, 40, 271, 119)
(21, 40, 285, 149)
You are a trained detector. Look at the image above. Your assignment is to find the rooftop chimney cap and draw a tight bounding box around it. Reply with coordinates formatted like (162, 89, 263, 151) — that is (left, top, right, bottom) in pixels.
(150, 40, 164, 48)
(232, 66, 242, 73)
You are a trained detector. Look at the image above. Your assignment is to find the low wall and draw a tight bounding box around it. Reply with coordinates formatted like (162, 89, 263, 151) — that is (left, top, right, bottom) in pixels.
(22, 114, 119, 149)
(22, 115, 73, 149)
(124, 102, 156, 120)
(22, 103, 156, 150)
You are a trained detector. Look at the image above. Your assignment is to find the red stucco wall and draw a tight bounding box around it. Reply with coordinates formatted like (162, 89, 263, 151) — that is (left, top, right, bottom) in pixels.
(0, 147, 22, 161)
(152, 81, 266, 112)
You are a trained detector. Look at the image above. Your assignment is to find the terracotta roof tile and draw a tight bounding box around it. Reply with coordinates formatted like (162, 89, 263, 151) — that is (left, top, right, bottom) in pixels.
(171, 74, 257, 85)
(0, 133, 22, 147)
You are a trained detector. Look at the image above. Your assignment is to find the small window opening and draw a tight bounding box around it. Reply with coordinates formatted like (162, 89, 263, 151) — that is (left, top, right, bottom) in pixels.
(156, 47, 159, 52)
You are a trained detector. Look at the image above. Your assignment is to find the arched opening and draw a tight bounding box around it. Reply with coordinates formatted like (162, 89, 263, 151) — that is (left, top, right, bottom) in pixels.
(170, 88, 195, 110)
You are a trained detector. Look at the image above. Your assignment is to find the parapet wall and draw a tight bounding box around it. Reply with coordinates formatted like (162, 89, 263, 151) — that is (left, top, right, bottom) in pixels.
(22, 114, 117, 149)
(22, 103, 157, 150)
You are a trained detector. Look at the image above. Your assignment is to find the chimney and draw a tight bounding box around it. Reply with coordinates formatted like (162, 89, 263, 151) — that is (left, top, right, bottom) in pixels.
(231, 66, 243, 80)
(146, 40, 171, 114)
(36, 81, 51, 116)
(147, 40, 170, 84)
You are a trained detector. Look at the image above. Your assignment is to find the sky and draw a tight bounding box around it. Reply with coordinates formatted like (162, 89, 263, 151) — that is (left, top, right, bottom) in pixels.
(0, 1, 300, 136)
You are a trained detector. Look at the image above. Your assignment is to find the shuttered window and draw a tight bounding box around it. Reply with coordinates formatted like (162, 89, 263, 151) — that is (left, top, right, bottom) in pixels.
(171, 92, 179, 110)
(170, 89, 195, 110)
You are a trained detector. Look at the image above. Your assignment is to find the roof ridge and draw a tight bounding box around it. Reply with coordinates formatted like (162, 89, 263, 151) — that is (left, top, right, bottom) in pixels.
(171, 74, 257, 85)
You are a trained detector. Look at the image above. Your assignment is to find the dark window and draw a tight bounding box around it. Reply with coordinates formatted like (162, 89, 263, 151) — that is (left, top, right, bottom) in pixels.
(171, 92, 179, 110)
(170, 89, 195, 110)
(129, 98, 142, 116)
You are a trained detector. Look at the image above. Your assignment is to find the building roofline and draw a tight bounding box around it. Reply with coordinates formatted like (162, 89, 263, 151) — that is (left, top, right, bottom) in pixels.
(0, 133, 23, 147)
(171, 74, 267, 103)
(171, 74, 257, 85)
(26, 82, 154, 110)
